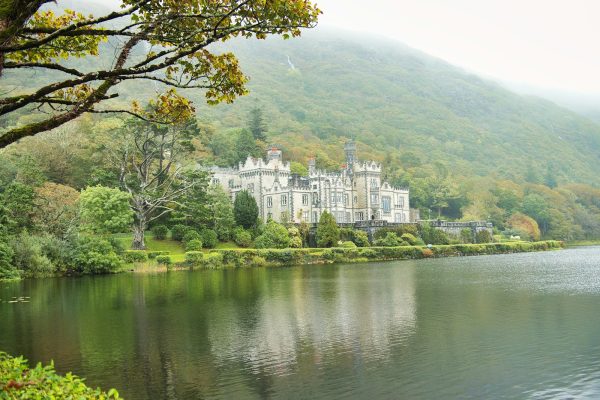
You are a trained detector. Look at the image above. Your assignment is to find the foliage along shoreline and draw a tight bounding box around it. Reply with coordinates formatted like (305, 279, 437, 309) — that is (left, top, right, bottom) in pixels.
(132, 240, 564, 271)
(0, 352, 121, 399)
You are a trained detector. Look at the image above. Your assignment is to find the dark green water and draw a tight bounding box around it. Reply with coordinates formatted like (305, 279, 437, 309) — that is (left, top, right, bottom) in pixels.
(1, 247, 600, 399)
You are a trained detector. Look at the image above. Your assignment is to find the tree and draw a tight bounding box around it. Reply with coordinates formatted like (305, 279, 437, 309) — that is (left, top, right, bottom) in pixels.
(235, 128, 260, 164)
(507, 212, 540, 241)
(233, 190, 258, 229)
(0, 182, 35, 232)
(248, 106, 267, 141)
(316, 211, 339, 247)
(0, 1, 320, 148)
(290, 161, 308, 176)
(32, 182, 79, 237)
(206, 185, 236, 241)
(79, 185, 133, 235)
(254, 220, 291, 249)
(114, 118, 205, 249)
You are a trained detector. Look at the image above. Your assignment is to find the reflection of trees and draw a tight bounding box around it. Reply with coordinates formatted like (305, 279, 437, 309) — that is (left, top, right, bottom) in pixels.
(0, 264, 416, 399)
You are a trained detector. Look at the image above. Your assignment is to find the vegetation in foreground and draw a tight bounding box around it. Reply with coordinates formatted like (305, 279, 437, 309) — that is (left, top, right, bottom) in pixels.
(0, 352, 121, 399)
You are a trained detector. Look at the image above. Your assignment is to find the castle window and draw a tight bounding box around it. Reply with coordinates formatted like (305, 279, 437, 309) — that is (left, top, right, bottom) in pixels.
(396, 195, 405, 209)
(303, 211, 309, 221)
(267, 196, 272, 208)
(354, 196, 357, 204)
(344, 194, 349, 206)
(302, 194, 309, 206)
(370, 193, 379, 204)
(382, 196, 391, 213)
(356, 212, 364, 221)
(281, 194, 287, 206)
(394, 213, 403, 223)
(312, 211, 318, 223)
(312, 192, 319, 205)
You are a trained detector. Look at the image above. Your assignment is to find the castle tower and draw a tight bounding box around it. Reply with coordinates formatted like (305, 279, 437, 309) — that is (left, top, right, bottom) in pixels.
(344, 140, 356, 167)
(267, 146, 283, 163)
(308, 157, 316, 175)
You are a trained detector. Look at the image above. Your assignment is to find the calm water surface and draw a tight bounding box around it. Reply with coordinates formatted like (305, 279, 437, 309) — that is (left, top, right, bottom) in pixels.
(1, 247, 600, 399)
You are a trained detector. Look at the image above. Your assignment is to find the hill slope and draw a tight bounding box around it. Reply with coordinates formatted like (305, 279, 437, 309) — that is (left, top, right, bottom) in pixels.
(193, 29, 600, 185)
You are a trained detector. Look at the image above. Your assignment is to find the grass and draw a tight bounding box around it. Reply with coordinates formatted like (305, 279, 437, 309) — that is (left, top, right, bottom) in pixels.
(112, 233, 240, 269)
(565, 239, 600, 247)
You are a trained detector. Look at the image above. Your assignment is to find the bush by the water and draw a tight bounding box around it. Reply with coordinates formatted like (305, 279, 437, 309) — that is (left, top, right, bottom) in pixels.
(254, 220, 292, 249)
(148, 251, 170, 259)
(185, 239, 203, 251)
(187, 240, 563, 268)
(156, 255, 172, 266)
(234, 228, 253, 247)
(72, 236, 122, 274)
(373, 232, 406, 247)
(122, 250, 148, 263)
(152, 225, 169, 240)
(476, 230, 492, 243)
(199, 229, 218, 249)
(0, 351, 121, 399)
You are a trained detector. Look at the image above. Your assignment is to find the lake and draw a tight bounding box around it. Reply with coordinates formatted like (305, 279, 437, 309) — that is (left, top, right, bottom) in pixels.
(1, 247, 600, 399)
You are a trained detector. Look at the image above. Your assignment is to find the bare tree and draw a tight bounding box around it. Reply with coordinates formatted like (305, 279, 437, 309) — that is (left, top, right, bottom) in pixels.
(115, 117, 204, 249)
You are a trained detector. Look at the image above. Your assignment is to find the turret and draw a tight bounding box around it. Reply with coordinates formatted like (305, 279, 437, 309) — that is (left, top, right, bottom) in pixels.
(267, 146, 283, 162)
(308, 157, 316, 175)
(344, 140, 356, 167)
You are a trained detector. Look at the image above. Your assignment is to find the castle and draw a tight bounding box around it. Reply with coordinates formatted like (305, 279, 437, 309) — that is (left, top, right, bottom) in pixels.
(210, 140, 417, 225)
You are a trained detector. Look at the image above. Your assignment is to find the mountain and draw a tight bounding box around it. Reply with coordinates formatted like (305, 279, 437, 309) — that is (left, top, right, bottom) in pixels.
(189, 28, 600, 186)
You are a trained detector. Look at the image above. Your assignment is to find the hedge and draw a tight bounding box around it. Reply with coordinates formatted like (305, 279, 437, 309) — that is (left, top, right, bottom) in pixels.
(0, 352, 121, 399)
(177, 240, 563, 269)
(156, 255, 172, 266)
(122, 250, 148, 263)
(148, 251, 170, 259)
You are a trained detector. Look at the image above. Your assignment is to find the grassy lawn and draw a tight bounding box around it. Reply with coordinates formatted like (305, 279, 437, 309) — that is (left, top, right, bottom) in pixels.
(113, 233, 240, 266)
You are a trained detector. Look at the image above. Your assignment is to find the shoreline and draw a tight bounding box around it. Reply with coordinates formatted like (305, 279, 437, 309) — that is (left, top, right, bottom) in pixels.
(132, 240, 564, 272)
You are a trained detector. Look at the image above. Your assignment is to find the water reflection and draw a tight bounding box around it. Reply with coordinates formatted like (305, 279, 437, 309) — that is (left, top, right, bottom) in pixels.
(1, 248, 600, 399)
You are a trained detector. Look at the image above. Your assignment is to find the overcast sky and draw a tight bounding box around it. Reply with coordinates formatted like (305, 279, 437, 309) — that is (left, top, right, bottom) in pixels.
(316, 0, 600, 94)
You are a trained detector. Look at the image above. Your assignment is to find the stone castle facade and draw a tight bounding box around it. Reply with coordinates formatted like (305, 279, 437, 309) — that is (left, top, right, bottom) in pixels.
(210, 141, 417, 225)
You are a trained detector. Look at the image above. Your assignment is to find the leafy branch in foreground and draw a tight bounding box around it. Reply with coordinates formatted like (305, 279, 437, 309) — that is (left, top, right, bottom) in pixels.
(0, 0, 321, 148)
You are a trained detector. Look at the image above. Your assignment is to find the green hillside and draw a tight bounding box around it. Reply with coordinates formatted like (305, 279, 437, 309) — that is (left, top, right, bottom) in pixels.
(195, 29, 600, 185)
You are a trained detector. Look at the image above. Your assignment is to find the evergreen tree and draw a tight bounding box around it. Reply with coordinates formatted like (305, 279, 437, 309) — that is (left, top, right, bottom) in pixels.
(248, 107, 267, 141)
(233, 190, 259, 229)
(235, 129, 260, 164)
(316, 211, 340, 247)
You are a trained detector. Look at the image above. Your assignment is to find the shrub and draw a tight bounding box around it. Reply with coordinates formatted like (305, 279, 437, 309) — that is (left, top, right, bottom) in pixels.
(373, 232, 403, 247)
(400, 233, 422, 246)
(10, 233, 54, 278)
(421, 248, 434, 258)
(185, 251, 204, 265)
(250, 255, 267, 267)
(156, 255, 172, 266)
(72, 235, 122, 274)
(475, 230, 492, 243)
(185, 239, 203, 251)
(170, 224, 188, 241)
(182, 229, 201, 243)
(339, 241, 357, 248)
(203, 252, 224, 269)
(199, 229, 218, 249)
(0, 241, 18, 280)
(147, 251, 170, 259)
(255, 220, 292, 249)
(122, 250, 148, 263)
(152, 225, 169, 240)
(290, 236, 303, 248)
(352, 230, 370, 247)
(316, 211, 339, 247)
(430, 229, 450, 245)
(0, 352, 122, 399)
(234, 228, 253, 247)
(459, 228, 473, 244)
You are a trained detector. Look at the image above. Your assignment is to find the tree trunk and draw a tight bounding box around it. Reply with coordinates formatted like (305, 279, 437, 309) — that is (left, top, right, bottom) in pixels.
(132, 217, 147, 250)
